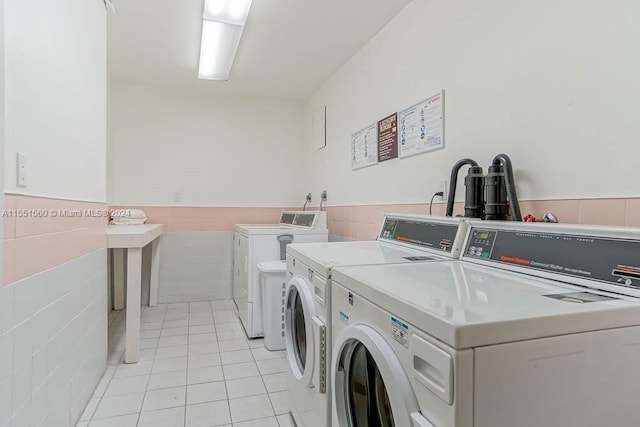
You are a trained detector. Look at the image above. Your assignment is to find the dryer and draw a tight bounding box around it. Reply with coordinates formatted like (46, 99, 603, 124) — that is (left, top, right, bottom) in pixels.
(233, 211, 328, 338)
(331, 221, 640, 426)
(284, 215, 469, 427)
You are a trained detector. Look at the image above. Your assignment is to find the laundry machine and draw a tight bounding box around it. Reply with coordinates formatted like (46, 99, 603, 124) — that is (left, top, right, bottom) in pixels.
(233, 211, 328, 338)
(284, 215, 469, 427)
(330, 221, 640, 427)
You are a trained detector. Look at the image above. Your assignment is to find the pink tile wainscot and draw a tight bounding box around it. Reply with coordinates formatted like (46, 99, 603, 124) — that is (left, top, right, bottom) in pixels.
(4, 194, 107, 285)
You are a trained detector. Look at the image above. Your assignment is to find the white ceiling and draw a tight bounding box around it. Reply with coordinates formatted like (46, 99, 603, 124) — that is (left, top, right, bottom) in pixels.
(107, 0, 411, 99)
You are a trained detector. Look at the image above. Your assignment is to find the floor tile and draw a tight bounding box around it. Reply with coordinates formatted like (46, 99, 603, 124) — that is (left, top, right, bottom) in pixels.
(220, 350, 253, 365)
(188, 333, 217, 345)
(262, 373, 287, 393)
(88, 414, 138, 427)
(219, 340, 249, 352)
(141, 330, 161, 339)
(233, 417, 279, 427)
(229, 395, 274, 423)
(251, 348, 285, 361)
(148, 370, 187, 390)
(163, 319, 188, 328)
(156, 344, 189, 359)
(216, 330, 246, 342)
(140, 322, 163, 331)
(189, 325, 216, 335)
(104, 375, 149, 396)
(248, 339, 265, 349)
(214, 322, 243, 333)
(79, 398, 100, 421)
(93, 392, 144, 419)
(186, 381, 227, 405)
(185, 401, 231, 427)
(276, 414, 293, 427)
(153, 356, 188, 373)
(188, 342, 220, 356)
(225, 376, 266, 399)
(187, 366, 224, 385)
(142, 386, 186, 412)
(138, 348, 157, 362)
(256, 358, 288, 375)
(223, 362, 259, 380)
(188, 353, 222, 369)
(113, 361, 153, 379)
(269, 391, 290, 415)
(189, 317, 214, 326)
(140, 338, 159, 349)
(137, 406, 185, 427)
(93, 365, 117, 397)
(158, 335, 189, 348)
(160, 327, 189, 338)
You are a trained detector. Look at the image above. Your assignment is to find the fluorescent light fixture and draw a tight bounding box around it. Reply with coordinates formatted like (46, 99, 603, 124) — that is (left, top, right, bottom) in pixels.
(204, 0, 253, 26)
(198, 0, 253, 80)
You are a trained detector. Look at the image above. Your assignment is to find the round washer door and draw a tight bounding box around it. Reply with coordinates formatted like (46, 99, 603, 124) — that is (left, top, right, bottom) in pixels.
(333, 324, 424, 427)
(285, 276, 316, 387)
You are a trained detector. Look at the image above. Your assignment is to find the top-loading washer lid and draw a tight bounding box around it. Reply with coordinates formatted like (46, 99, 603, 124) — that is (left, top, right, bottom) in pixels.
(331, 261, 640, 350)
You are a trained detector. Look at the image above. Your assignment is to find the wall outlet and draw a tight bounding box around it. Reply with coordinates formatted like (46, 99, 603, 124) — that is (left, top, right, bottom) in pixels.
(306, 193, 312, 202)
(439, 179, 447, 199)
(16, 152, 27, 188)
(173, 192, 182, 202)
(321, 190, 327, 201)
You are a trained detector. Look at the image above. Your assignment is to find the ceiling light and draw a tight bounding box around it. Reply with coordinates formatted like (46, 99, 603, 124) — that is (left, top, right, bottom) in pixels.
(198, 21, 244, 80)
(203, 0, 252, 26)
(198, 0, 253, 80)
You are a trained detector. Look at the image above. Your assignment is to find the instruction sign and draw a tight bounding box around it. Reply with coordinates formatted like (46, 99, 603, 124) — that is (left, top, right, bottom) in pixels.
(377, 113, 398, 162)
(351, 123, 378, 170)
(399, 91, 444, 158)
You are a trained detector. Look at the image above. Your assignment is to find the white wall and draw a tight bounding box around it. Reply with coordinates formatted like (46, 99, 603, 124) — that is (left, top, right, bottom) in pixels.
(304, 0, 640, 206)
(4, 0, 107, 202)
(109, 83, 306, 207)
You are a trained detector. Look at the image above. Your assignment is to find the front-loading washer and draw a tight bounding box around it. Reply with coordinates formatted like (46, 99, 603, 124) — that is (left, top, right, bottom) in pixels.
(284, 215, 469, 427)
(330, 221, 640, 426)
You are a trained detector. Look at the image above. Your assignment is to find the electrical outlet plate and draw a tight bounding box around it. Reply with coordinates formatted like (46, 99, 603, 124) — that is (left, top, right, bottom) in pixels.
(321, 190, 327, 201)
(439, 179, 447, 199)
(173, 192, 182, 202)
(306, 193, 312, 202)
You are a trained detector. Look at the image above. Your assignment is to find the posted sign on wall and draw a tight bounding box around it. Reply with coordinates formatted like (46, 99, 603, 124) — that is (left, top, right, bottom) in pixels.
(351, 123, 378, 170)
(399, 91, 444, 158)
(377, 113, 398, 162)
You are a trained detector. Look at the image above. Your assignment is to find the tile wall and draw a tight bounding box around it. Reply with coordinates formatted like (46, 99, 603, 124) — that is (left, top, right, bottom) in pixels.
(0, 249, 108, 427)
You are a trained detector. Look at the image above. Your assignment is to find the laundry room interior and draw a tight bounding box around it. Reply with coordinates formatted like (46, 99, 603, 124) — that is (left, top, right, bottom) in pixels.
(1, 0, 640, 426)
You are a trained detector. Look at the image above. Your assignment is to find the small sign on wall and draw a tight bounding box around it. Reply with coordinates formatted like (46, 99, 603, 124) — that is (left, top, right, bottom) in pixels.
(351, 123, 378, 170)
(377, 113, 398, 162)
(399, 91, 444, 158)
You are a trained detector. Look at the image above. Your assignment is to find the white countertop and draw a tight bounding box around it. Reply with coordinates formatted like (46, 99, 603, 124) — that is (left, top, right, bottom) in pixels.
(107, 224, 164, 248)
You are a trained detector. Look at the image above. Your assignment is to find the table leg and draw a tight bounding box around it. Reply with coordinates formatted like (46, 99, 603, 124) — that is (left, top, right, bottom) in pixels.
(113, 248, 126, 310)
(149, 238, 161, 307)
(125, 247, 142, 363)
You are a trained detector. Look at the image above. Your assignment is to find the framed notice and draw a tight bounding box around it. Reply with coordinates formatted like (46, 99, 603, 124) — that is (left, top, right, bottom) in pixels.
(351, 123, 378, 170)
(377, 113, 398, 162)
(398, 91, 444, 158)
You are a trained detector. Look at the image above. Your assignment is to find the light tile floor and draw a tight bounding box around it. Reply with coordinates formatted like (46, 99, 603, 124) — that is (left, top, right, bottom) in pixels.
(77, 300, 293, 427)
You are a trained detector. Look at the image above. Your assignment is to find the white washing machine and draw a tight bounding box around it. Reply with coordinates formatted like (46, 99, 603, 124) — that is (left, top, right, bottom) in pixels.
(233, 211, 328, 338)
(284, 215, 469, 427)
(331, 221, 640, 426)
